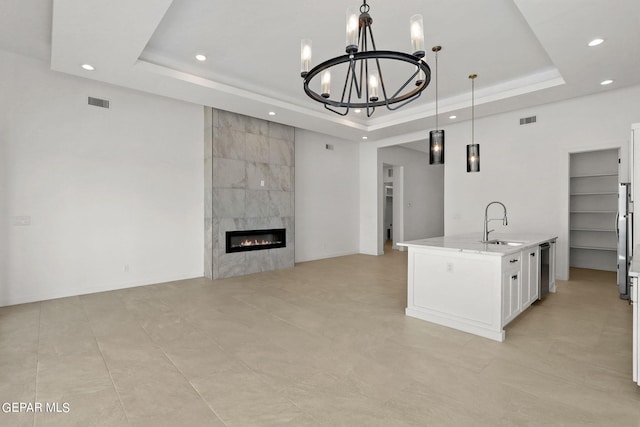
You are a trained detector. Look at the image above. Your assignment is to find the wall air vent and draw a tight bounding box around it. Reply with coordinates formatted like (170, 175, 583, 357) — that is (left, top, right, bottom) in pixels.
(520, 115, 536, 125)
(88, 97, 110, 109)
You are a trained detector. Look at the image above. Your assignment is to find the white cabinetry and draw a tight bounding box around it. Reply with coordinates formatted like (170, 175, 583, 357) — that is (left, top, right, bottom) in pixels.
(501, 253, 522, 326)
(501, 247, 540, 327)
(402, 234, 557, 342)
(523, 247, 540, 308)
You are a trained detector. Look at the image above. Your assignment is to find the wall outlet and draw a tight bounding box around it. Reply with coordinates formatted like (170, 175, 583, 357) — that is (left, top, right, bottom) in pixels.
(124, 264, 130, 273)
(13, 215, 31, 226)
(260, 179, 265, 187)
(446, 262, 453, 273)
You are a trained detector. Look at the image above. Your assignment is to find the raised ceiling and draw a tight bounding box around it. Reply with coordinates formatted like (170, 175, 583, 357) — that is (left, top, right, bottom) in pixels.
(4, 0, 640, 145)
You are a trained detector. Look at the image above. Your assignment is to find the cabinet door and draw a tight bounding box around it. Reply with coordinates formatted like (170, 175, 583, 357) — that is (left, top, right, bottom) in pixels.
(526, 248, 540, 306)
(501, 272, 511, 324)
(502, 270, 520, 325)
(510, 272, 520, 318)
(520, 254, 529, 309)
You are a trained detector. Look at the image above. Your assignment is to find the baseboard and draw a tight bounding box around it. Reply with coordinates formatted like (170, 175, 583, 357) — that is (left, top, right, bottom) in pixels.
(0, 272, 204, 307)
(295, 250, 359, 263)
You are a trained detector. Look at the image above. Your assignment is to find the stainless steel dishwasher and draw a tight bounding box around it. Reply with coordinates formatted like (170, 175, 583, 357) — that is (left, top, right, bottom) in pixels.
(539, 242, 550, 299)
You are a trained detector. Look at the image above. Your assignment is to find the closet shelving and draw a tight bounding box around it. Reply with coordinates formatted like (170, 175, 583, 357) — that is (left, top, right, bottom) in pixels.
(569, 151, 618, 271)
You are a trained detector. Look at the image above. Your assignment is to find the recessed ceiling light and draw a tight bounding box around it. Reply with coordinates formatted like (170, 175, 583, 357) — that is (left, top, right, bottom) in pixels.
(268, 111, 276, 116)
(362, 136, 368, 140)
(81, 64, 95, 71)
(588, 38, 604, 47)
(600, 79, 613, 85)
(449, 115, 456, 119)
(195, 54, 207, 61)
(354, 109, 362, 114)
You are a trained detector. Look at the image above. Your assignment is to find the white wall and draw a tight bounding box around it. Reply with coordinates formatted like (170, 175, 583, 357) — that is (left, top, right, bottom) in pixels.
(294, 129, 360, 262)
(360, 142, 381, 255)
(444, 85, 640, 280)
(0, 51, 204, 306)
(379, 146, 445, 246)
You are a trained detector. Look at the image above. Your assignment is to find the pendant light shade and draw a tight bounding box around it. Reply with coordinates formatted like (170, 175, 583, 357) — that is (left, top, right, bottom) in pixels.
(466, 74, 480, 173)
(429, 130, 444, 164)
(429, 46, 444, 165)
(467, 143, 480, 172)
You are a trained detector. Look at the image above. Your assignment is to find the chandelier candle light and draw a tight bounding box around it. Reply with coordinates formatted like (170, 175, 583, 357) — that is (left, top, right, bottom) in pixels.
(429, 46, 444, 165)
(300, 1, 431, 117)
(467, 74, 480, 173)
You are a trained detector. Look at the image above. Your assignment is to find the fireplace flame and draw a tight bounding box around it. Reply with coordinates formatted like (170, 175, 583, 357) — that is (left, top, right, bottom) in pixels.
(239, 239, 281, 247)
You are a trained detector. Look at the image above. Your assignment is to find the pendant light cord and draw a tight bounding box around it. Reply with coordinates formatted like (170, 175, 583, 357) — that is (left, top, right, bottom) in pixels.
(432, 46, 442, 131)
(469, 74, 477, 144)
(472, 77, 474, 144)
(435, 50, 439, 131)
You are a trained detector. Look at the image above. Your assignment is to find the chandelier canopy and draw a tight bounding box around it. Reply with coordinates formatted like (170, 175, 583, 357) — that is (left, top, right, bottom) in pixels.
(300, 1, 431, 117)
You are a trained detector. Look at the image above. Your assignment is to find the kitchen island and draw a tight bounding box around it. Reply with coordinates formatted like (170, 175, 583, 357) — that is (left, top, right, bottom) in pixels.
(398, 233, 557, 342)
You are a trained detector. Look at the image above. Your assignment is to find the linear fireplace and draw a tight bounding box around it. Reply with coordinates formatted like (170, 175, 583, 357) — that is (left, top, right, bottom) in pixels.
(225, 228, 286, 253)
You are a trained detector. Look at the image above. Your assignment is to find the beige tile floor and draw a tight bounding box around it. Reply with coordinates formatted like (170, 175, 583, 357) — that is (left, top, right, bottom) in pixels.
(1, 249, 639, 426)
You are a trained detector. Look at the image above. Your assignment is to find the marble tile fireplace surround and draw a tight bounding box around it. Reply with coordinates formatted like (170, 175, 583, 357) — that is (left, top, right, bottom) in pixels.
(204, 107, 295, 279)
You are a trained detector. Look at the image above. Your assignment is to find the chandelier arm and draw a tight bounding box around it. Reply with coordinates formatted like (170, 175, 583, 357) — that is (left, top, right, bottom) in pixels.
(366, 19, 378, 51)
(364, 55, 370, 101)
(323, 104, 349, 116)
(366, 22, 384, 114)
(384, 90, 422, 111)
(349, 58, 363, 99)
(374, 56, 389, 103)
(384, 67, 421, 104)
(366, 106, 376, 118)
(338, 61, 354, 107)
(360, 22, 369, 103)
(365, 59, 373, 116)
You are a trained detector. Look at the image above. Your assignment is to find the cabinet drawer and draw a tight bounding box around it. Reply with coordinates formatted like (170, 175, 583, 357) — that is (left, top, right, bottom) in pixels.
(502, 253, 521, 271)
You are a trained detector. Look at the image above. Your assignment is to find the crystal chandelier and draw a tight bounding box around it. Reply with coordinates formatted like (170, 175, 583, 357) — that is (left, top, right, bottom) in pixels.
(300, 1, 431, 117)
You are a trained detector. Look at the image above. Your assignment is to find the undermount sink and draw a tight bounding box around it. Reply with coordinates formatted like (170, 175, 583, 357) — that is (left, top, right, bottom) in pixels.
(484, 239, 524, 247)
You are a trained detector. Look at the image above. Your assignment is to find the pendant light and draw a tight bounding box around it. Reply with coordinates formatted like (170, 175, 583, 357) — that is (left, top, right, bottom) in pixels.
(429, 46, 444, 165)
(466, 74, 480, 173)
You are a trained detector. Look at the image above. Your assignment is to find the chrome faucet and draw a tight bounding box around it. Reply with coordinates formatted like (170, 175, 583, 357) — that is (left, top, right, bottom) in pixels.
(483, 201, 508, 242)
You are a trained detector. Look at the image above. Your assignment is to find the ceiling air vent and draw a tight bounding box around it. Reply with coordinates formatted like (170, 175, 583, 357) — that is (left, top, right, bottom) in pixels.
(520, 115, 536, 125)
(88, 97, 110, 109)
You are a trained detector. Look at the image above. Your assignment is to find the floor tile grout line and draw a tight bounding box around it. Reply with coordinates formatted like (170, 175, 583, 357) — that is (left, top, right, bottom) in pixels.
(197, 289, 394, 422)
(79, 296, 132, 426)
(160, 351, 231, 427)
(145, 287, 323, 424)
(114, 292, 231, 427)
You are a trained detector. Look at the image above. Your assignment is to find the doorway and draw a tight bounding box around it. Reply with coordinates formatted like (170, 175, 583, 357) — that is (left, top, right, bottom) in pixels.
(384, 181, 393, 250)
(382, 164, 403, 253)
(569, 148, 619, 272)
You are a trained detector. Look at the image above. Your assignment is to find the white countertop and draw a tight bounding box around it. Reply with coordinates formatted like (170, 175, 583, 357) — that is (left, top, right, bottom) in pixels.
(398, 233, 557, 256)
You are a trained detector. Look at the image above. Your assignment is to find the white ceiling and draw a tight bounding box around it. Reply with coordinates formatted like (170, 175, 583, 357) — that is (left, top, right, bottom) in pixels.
(4, 0, 640, 146)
